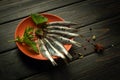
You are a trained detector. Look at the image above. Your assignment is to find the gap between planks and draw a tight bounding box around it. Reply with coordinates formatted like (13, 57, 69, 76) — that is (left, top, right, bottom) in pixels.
(0, 0, 86, 25)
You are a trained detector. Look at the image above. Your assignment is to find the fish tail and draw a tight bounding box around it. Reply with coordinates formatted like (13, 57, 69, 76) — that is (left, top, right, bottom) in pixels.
(66, 53, 73, 60)
(50, 59, 57, 66)
(63, 58, 68, 64)
(75, 42, 82, 47)
(79, 34, 84, 38)
(60, 54, 66, 60)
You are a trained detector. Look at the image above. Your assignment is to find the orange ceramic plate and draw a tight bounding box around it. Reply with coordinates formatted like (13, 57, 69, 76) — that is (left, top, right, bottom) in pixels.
(15, 13, 72, 60)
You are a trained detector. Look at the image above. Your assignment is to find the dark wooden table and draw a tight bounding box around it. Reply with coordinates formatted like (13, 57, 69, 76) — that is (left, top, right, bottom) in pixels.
(0, 0, 120, 80)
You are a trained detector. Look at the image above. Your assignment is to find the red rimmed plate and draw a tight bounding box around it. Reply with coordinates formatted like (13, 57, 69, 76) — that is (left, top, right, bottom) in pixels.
(15, 13, 72, 60)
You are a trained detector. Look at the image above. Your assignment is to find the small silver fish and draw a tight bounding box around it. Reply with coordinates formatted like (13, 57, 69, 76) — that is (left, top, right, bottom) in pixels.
(44, 38, 66, 60)
(44, 41, 55, 55)
(39, 39, 57, 66)
(47, 34, 82, 47)
(46, 29, 79, 37)
(47, 36, 73, 59)
(46, 26, 77, 32)
(47, 21, 77, 26)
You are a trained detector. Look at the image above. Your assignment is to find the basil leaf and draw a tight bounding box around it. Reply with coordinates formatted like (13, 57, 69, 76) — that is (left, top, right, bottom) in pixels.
(31, 13, 48, 25)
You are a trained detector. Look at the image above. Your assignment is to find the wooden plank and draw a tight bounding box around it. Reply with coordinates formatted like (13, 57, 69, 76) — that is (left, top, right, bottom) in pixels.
(0, 49, 55, 80)
(0, 20, 19, 53)
(0, 0, 83, 24)
(0, 16, 120, 80)
(0, 50, 62, 80)
(0, 0, 25, 6)
(0, 0, 120, 53)
(71, 15, 120, 57)
(48, 0, 120, 27)
(0, 1, 120, 80)
(0, 0, 47, 12)
(23, 44, 120, 80)
(0, 14, 120, 54)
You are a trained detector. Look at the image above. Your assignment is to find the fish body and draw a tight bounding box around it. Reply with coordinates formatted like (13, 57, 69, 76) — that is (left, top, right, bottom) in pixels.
(47, 34, 82, 47)
(44, 38, 66, 59)
(47, 36, 72, 59)
(47, 21, 77, 26)
(46, 26, 77, 32)
(39, 39, 57, 66)
(46, 29, 79, 37)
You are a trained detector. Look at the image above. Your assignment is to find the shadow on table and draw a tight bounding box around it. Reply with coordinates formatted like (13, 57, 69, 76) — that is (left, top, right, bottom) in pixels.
(17, 49, 73, 80)
(17, 49, 68, 71)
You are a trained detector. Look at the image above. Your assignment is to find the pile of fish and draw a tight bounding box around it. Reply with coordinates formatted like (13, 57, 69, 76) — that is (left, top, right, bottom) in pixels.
(38, 21, 82, 66)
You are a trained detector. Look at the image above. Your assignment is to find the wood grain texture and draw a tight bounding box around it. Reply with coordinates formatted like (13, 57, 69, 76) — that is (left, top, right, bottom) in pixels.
(0, 0, 120, 80)
(0, 49, 68, 80)
(48, 0, 120, 27)
(22, 44, 120, 80)
(0, 0, 120, 53)
(0, 0, 83, 52)
(0, 0, 25, 6)
(0, 0, 83, 24)
(71, 15, 120, 56)
(0, 15, 120, 80)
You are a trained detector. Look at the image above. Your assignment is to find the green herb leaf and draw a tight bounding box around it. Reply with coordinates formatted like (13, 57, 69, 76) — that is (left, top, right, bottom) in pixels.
(31, 13, 48, 25)
(23, 27, 34, 39)
(22, 27, 38, 53)
(16, 36, 23, 42)
(23, 37, 38, 53)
